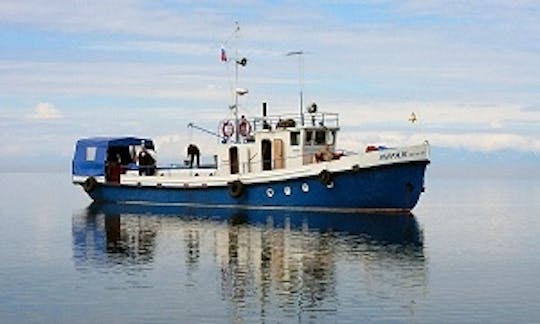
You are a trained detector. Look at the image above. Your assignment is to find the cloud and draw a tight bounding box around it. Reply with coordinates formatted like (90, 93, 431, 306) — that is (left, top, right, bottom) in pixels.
(425, 132, 540, 153)
(2, 1, 540, 105)
(321, 101, 540, 154)
(0, 61, 232, 102)
(339, 130, 540, 154)
(1, 0, 540, 167)
(332, 101, 540, 132)
(28, 102, 63, 120)
(0, 0, 230, 38)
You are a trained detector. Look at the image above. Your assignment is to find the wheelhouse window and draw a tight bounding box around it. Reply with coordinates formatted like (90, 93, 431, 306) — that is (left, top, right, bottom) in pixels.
(305, 131, 313, 145)
(315, 131, 326, 145)
(86, 147, 97, 161)
(290, 131, 300, 145)
(327, 130, 336, 145)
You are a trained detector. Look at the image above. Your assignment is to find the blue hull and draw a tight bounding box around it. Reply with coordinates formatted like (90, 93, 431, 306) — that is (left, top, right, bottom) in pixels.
(85, 161, 428, 212)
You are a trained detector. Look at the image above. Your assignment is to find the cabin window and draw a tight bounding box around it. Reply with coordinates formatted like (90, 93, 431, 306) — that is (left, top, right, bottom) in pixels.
(290, 132, 300, 145)
(305, 131, 313, 145)
(315, 131, 326, 145)
(327, 131, 336, 145)
(86, 147, 97, 161)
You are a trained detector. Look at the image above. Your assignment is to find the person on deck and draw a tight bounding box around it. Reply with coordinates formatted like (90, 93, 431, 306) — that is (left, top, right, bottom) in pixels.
(138, 147, 156, 176)
(106, 154, 122, 183)
(187, 144, 200, 168)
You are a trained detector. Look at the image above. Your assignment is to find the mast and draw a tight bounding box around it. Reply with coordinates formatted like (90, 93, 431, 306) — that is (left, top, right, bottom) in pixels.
(224, 22, 247, 144)
(233, 56, 248, 143)
(234, 25, 239, 144)
(286, 50, 305, 126)
(234, 49, 239, 143)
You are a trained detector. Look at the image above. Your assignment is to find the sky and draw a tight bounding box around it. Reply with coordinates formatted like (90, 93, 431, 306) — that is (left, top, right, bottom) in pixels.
(1, 0, 539, 171)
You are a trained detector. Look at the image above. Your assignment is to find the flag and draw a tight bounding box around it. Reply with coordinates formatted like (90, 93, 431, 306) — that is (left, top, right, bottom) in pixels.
(220, 46, 227, 62)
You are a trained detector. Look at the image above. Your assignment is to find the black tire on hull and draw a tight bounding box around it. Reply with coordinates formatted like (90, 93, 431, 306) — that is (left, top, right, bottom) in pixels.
(318, 170, 333, 186)
(82, 176, 98, 193)
(228, 180, 245, 198)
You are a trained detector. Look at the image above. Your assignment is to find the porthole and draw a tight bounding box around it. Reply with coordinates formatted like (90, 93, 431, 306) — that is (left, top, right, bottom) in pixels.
(266, 188, 274, 198)
(301, 183, 309, 192)
(284, 186, 291, 196)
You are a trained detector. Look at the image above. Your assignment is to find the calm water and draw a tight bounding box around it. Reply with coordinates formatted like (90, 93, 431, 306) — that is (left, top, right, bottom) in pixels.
(1, 172, 539, 323)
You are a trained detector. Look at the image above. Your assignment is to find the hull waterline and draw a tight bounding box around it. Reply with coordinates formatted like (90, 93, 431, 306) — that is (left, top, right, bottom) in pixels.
(83, 160, 428, 213)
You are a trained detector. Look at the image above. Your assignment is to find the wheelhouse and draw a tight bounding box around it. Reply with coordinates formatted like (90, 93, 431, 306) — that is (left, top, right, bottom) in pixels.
(215, 111, 340, 176)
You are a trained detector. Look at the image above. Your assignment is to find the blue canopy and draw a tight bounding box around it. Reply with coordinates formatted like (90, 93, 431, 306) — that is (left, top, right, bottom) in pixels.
(72, 137, 154, 176)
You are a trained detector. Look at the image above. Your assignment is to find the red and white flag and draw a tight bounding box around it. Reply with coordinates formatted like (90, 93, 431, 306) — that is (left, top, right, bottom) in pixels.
(220, 46, 227, 62)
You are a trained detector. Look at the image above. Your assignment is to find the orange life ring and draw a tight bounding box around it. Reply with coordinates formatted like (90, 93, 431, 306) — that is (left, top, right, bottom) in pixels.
(221, 120, 234, 137)
(239, 119, 252, 137)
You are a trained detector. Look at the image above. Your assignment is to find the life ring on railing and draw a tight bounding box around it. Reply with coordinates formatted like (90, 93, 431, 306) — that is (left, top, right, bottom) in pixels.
(228, 180, 245, 198)
(238, 119, 252, 137)
(318, 170, 333, 186)
(221, 120, 234, 137)
(83, 176, 98, 193)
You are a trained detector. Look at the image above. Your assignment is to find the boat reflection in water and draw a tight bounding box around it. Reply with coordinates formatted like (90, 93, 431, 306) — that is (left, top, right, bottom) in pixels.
(72, 204, 428, 321)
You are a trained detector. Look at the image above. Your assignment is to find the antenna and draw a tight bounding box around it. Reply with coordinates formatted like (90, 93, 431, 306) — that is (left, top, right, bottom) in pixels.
(223, 21, 240, 47)
(286, 50, 305, 126)
(226, 22, 247, 144)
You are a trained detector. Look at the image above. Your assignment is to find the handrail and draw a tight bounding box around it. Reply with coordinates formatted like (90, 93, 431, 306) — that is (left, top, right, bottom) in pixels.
(218, 112, 339, 135)
(251, 112, 339, 131)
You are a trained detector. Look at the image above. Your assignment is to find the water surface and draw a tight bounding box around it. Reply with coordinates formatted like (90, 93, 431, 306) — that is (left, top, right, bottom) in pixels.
(0, 172, 539, 323)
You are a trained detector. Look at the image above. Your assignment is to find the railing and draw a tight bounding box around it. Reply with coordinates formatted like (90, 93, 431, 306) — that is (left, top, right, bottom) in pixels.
(250, 112, 339, 131)
(216, 112, 339, 144)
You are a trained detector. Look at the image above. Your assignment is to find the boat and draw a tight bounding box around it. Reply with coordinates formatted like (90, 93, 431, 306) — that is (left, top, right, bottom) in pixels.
(72, 47, 430, 213)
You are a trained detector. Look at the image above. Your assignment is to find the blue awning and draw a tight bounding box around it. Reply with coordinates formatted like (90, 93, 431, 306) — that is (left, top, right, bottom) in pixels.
(76, 136, 154, 148)
(72, 137, 154, 176)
